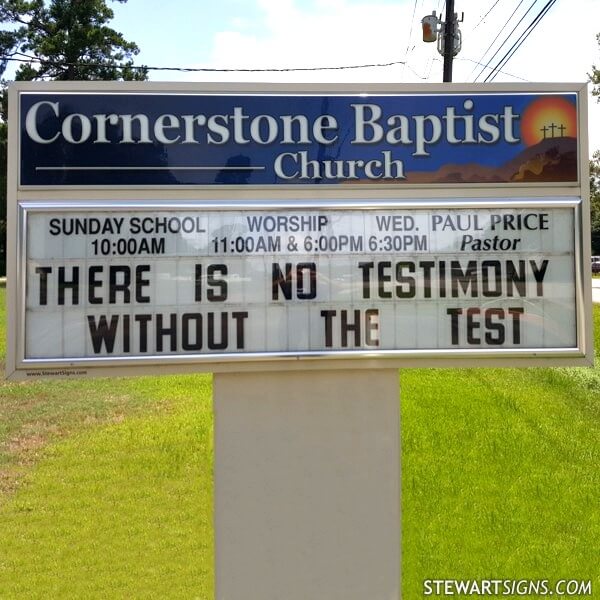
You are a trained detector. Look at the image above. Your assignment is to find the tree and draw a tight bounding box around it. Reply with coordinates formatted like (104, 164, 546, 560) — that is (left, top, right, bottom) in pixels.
(0, 0, 147, 81)
(0, 113, 5, 277)
(591, 151, 600, 255)
(590, 34, 600, 255)
(0, 0, 147, 275)
(591, 33, 600, 103)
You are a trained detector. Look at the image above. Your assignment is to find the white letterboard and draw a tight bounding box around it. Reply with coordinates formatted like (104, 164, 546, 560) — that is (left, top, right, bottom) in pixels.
(23, 204, 577, 361)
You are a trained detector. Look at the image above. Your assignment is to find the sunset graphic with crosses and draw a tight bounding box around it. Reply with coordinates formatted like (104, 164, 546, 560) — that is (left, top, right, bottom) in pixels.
(520, 96, 577, 146)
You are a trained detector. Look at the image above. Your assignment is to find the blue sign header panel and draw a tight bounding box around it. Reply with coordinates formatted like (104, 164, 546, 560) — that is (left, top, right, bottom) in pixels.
(19, 92, 579, 186)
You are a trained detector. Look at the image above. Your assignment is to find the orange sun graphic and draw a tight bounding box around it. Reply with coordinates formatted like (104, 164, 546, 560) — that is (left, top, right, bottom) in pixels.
(520, 97, 577, 146)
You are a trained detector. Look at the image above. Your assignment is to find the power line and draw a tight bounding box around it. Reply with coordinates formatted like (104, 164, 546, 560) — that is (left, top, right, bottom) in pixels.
(424, 56, 528, 81)
(401, 0, 420, 78)
(0, 54, 410, 74)
(472, 0, 503, 30)
(455, 57, 529, 81)
(485, 0, 557, 82)
(473, 0, 536, 81)
(0, 50, 531, 85)
(470, 0, 528, 81)
(405, 0, 419, 59)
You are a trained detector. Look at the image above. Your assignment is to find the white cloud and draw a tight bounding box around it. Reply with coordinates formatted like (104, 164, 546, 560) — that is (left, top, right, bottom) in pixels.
(206, 0, 412, 79)
(175, 0, 600, 151)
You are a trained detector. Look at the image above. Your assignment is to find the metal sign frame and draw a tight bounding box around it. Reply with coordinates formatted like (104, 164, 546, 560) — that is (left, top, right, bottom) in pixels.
(5, 81, 593, 380)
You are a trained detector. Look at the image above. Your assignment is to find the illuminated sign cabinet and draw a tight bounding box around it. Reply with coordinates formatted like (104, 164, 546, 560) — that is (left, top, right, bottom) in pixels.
(6, 82, 593, 379)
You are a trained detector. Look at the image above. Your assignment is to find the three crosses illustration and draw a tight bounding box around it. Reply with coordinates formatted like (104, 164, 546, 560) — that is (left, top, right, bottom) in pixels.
(540, 122, 566, 138)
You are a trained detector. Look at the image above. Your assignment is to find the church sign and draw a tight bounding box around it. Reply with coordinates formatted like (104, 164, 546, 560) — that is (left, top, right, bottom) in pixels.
(5, 82, 592, 380)
(19, 88, 578, 187)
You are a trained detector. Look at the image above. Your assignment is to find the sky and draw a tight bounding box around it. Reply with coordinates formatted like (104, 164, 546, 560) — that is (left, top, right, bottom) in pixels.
(107, 0, 600, 155)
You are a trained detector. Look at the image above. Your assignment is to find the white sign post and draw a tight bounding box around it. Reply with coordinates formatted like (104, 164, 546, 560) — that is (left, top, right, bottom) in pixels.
(214, 370, 400, 600)
(6, 82, 592, 600)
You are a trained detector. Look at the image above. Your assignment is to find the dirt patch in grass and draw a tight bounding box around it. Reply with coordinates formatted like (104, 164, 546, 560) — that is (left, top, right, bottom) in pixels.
(0, 363, 206, 503)
(0, 433, 45, 496)
(0, 468, 21, 495)
(7, 430, 47, 455)
(0, 407, 135, 499)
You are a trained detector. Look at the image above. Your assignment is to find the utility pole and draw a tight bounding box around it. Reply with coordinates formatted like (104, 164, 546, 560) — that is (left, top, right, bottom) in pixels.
(421, 4, 462, 83)
(442, 0, 455, 82)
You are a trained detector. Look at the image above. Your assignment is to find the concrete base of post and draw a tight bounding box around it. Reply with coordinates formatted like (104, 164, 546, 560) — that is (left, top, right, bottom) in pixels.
(213, 368, 401, 600)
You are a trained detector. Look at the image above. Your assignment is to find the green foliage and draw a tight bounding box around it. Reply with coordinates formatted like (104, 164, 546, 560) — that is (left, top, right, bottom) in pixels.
(591, 150, 600, 254)
(0, 0, 147, 81)
(591, 33, 600, 103)
(588, 34, 600, 255)
(0, 121, 5, 276)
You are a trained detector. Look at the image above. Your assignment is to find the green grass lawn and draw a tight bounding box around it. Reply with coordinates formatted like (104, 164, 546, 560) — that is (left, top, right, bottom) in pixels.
(0, 281, 599, 598)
